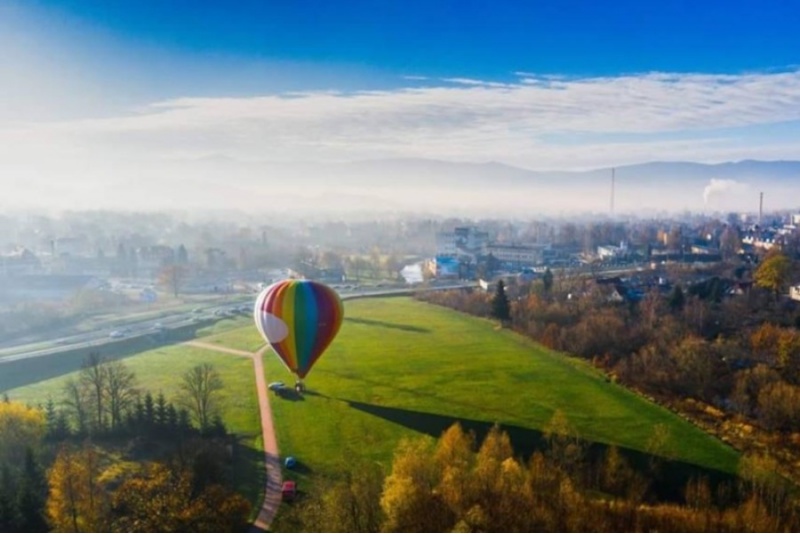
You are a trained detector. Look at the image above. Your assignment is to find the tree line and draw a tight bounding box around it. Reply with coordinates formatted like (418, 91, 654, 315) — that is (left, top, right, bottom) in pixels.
(0, 355, 250, 532)
(282, 421, 799, 532)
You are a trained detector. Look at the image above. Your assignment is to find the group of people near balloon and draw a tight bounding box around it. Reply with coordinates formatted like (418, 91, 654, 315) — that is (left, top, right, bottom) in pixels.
(253, 279, 344, 391)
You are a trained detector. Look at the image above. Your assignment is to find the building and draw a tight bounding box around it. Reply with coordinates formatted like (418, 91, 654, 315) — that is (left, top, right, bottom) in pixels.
(597, 242, 629, 260)
(136, 245, 176, 276)
(53, 236, 91, 257)
(0, 248, 42, 276)
(790, 284, 800, 302)
(484, 243, 550, 266)
(427, 255, 462, 279)
(436, 227, 489, 257)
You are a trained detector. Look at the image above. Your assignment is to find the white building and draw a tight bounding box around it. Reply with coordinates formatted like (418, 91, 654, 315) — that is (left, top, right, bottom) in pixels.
(436, 227, 489, 256)
(484, 243, 550, 265)
(597, 242, 629, 259)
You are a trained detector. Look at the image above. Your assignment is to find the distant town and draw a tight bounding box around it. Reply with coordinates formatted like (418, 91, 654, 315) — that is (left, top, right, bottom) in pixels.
(2, 209, 799, 310)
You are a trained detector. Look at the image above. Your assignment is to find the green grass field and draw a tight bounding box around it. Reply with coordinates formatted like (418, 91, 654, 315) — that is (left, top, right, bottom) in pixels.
(6, 295, 741, 524)
(198, 319, 266, 353)
(263, 297, 739, 491)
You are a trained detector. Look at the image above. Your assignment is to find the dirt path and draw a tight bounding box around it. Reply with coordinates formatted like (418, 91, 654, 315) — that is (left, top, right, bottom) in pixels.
(183, 340, 282, 531)
(251, 347, 283, 532)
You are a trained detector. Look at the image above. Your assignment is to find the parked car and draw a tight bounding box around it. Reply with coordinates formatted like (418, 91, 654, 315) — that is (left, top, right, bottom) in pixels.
(281, 480, 297, 502)
(268, 381, 286, 392)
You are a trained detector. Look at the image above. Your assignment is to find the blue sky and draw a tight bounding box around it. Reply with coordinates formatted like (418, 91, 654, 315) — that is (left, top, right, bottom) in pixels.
(2, 0, 800, 205)
(14, 0, 800, 78)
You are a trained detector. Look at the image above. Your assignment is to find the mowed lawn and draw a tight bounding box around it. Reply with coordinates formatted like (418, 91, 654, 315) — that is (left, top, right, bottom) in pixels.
(263, 297, 739, 486)
(198, 321, 266, 353)
(6, 345, 265, 511)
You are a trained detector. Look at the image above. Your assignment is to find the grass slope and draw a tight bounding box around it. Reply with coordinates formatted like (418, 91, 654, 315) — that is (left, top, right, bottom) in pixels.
(263, 297, 739, 491)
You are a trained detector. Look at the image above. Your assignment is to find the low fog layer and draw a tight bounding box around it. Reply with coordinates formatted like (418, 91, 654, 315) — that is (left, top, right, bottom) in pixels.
(3, 157, 799, 218)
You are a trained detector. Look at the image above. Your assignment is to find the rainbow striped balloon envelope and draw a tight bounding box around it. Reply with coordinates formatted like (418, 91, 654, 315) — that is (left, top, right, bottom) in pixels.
(253, 279, 344, 379)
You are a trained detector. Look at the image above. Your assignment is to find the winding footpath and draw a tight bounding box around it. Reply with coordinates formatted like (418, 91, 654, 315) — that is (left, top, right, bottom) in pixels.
(183, 341, 282, 531)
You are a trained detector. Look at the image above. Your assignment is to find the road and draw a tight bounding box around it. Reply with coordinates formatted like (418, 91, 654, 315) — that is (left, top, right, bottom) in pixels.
(0, 283, 475, 365)
(0, 296, 255, 363)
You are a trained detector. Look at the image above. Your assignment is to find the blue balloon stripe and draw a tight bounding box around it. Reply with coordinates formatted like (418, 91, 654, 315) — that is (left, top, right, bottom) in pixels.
(294, 281, 318, 377)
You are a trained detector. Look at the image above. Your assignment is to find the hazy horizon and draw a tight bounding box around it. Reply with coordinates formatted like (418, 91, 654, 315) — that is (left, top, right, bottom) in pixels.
(3, 1, 800, 216)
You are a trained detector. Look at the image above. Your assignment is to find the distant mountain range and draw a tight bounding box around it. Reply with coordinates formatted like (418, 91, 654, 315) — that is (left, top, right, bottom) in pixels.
(14, 156, 798, 216)
(339, 158, 800, 187)
(262, 158, 800, 215)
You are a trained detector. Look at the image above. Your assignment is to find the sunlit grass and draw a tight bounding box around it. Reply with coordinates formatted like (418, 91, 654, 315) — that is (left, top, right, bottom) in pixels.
(263, 297, 739, 489)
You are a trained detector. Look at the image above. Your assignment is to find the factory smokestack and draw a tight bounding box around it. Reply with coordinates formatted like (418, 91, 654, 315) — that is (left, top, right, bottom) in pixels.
(759, 192, 764, 226)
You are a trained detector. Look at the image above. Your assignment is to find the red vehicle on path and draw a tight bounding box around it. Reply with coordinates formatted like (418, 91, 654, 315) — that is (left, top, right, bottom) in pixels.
(281, 480, 297, 502)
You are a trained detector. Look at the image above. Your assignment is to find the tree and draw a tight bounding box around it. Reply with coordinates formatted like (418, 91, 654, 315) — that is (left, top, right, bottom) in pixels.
(103, 360, 137, 431)
(47, 444, 107, 532)
(381, 438, 451, 532)
(668, 284, 685, 312)
(0, 464, 18, 531)
(80, 353, 108, 433)
(16, 448, 47, 532)
(176, 244, 189, 264)
(63, 379, 90, 436)
(491, 280, 511, 324)
(180, 364, 224, 431)
(155, 392, 168, 428)
(542, 268, 554, 294)
(293, 464, 384, 532)
(0, 401, 46, 467)
(755, 251, 791, 301)
(433, 424, 475, 519)
(144, 392, 156, 430)
(110, 463, 250, 532)
(158, 264, 188, 298)
(720, 226, 742, 260)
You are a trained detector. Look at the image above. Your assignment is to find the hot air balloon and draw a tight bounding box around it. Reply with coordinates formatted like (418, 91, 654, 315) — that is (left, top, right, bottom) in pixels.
(254, 279, 344, 389)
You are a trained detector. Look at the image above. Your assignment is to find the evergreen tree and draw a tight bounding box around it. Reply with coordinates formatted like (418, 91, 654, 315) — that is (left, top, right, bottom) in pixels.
(54, 411, 71, 441)
(144, 392, 156, 432)
(668, 284, 685, 312)
(155, 392, 168, 428)
(491, 280, 511, 323)
(177, 244, 189, 264)
(166, 403, 179, 432)
(16, 448, 47, 532)
(210, 415, 227, 438)
(709, 277, 725, 303)
(177, 409, 191, 432)
(44, 397, 57, 440)
(0, 464, 18, 531)
(134, 398, 146, 435)
(542, 268, 554, 294)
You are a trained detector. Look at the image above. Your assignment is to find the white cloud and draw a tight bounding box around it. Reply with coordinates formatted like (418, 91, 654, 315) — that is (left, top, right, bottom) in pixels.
(4, 69, 800, 175)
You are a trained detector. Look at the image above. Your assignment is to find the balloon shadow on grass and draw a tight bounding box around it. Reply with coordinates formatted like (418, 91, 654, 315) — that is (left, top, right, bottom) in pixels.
(274, 388, 305, 402)
(341, 399, 737, 504)
(344, 317, 431, 333)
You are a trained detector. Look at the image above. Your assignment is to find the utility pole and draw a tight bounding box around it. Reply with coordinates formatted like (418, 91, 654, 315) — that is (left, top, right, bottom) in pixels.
(610, 167, 615, 215)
